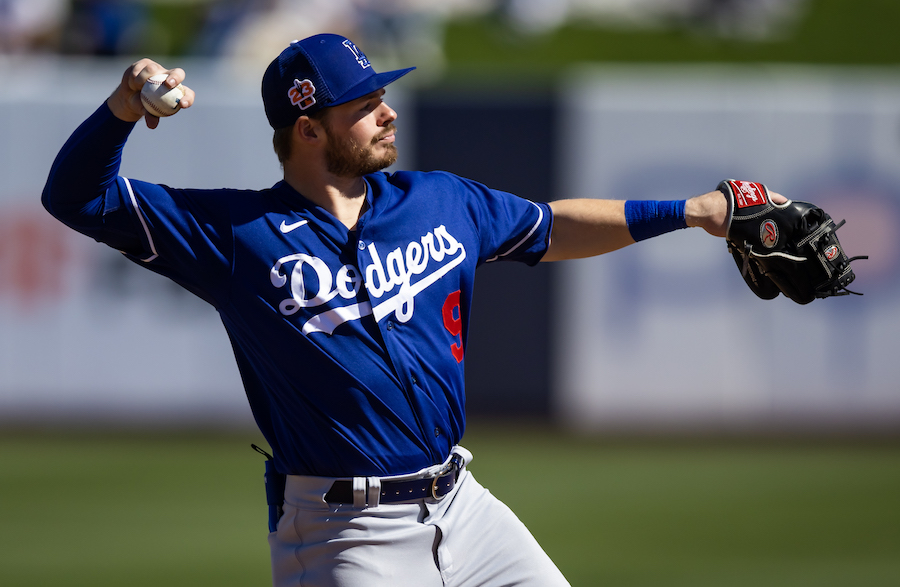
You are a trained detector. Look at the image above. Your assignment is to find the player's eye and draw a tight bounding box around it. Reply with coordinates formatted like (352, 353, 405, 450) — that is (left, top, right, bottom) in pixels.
(361, 90, 386, 113)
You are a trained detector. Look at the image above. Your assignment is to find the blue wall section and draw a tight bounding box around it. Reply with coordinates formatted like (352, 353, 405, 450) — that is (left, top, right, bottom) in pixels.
(413, 91, 556, 417)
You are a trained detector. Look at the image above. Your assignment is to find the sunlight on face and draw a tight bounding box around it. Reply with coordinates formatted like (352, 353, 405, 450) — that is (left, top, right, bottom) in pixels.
(322, 120, 399, 178)
(319, 91, 398, 179)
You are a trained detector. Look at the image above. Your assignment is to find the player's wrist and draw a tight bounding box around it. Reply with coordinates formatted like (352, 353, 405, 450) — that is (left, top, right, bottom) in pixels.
(106, 91, 143, 123)
(684, 191, 728, 237)
(624, 199, 687, 242)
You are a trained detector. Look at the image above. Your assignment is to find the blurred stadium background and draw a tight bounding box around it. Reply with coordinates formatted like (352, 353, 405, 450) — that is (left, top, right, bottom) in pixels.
(2, 0, 899, 585)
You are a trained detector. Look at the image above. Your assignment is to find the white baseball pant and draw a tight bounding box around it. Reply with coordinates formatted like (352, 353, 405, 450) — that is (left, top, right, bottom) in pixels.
(268, 450, 570, 586)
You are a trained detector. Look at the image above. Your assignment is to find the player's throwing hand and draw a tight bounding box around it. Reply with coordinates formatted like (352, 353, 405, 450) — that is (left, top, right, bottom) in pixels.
(107, 58, 194, 129)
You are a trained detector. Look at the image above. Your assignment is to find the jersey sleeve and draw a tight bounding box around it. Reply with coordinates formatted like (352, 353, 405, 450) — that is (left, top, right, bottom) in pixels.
(42, 103, 146, 253)
(42, 102, 233, 307)
(446, 173, 553, 266)
(109, 178, 234, 306)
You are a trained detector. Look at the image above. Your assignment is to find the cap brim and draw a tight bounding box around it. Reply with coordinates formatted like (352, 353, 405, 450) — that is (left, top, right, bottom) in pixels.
(329, 67, 416, 108)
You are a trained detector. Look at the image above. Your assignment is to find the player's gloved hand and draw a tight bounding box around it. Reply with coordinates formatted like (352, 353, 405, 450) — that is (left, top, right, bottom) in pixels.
(718, 179, 868, 304)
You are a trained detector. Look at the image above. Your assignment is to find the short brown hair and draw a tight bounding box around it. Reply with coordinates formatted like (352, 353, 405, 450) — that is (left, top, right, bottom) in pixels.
(272, 125, 293, 165)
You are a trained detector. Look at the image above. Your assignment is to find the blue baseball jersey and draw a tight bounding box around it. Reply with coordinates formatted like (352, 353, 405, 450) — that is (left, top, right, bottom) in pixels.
(43, 104, 552, 477)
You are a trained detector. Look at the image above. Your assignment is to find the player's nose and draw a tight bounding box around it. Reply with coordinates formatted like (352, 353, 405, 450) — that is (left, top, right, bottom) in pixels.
(378, 102, 397, 125)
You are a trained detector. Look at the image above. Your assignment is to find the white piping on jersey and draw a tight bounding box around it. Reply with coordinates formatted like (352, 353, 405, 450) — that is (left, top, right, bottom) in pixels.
(485, 201, 543, 263)
(123, 177, 159, 263)
(302, 301, 373, 336)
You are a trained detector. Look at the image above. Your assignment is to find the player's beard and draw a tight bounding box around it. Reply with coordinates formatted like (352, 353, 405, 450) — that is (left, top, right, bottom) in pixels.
(324, 123, 398, 178)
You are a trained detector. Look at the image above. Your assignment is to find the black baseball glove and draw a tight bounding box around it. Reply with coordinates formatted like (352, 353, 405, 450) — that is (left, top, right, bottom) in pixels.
(718, 179, 867, 304)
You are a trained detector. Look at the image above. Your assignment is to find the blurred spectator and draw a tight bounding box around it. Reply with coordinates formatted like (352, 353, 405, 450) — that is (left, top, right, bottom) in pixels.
(58, 0, 170, 56)
(351, 0, 454, 70)
(499, 0, 569, 35)
(216, 0, 484, 70)
(687, 0, 809, 40)
(216, 0, 357, 65)
(191, 0, 272, 57)
(0, 0, 812, 59)
(0, 0, 69, 54)
(492, 0, 809, 40)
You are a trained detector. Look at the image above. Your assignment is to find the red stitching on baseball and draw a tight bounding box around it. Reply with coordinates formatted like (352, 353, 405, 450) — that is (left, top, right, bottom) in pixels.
(142, 80, 182, 116)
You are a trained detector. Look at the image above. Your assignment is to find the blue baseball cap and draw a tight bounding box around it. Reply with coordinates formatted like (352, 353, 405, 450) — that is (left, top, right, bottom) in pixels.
(261, 34, 416, 129)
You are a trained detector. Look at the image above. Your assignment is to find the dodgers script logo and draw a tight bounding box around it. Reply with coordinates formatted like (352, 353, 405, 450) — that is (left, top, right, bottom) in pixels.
(270, 225, 466, 335)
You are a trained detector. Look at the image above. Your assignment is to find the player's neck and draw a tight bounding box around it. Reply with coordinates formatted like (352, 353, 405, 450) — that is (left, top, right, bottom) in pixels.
(284, 168, 367, 230)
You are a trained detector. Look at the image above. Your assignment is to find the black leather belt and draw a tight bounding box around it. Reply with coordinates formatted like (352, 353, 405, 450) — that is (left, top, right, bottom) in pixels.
(324, 455, 463, 505)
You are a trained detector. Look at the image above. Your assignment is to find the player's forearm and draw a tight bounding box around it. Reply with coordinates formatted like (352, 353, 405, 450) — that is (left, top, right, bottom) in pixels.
(542, 192, 731, 261)
(542, 199, 634, 261)
(42, 103, 136, 227)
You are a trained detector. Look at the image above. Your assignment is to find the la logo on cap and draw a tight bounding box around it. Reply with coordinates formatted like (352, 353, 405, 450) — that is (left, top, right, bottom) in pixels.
(342, 39, 371, 69)
(289, 79, 316, 110)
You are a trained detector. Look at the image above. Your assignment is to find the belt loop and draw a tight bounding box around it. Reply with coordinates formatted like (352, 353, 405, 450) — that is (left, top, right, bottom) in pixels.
(451, 445, 473, 469)
(367, 476, 382, 507)
(352, 477, 366, 508)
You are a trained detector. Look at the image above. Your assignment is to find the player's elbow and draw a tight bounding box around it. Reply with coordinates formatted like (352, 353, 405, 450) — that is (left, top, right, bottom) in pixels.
(40, 175, 92, 227)
(41, 177, 61, 219)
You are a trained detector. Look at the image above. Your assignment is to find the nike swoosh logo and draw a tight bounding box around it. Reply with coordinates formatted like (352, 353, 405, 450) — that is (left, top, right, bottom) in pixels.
(280, 219, 309, 233)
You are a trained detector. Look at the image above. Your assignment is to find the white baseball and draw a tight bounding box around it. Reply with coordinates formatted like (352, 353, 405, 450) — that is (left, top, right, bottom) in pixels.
(140, 74, 185, 117)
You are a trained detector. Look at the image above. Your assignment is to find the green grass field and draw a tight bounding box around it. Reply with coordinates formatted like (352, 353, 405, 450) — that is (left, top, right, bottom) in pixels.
(2, 424, 899, 586)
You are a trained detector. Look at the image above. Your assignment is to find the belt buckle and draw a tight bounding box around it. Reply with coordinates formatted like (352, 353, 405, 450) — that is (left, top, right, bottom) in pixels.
(430, 475, 445, 501)
(430, 454, 462, 500)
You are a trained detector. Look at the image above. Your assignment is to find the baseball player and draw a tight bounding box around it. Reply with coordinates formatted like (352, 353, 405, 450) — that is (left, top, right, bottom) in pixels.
(42, 33, 775, 586)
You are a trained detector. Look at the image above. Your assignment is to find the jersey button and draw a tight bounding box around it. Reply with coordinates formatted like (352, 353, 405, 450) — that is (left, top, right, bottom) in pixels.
(411, 375, 418, 385)
(434, 427, 441, 437)
(357, 241, 366, 250)
(386, 321, 394, 331)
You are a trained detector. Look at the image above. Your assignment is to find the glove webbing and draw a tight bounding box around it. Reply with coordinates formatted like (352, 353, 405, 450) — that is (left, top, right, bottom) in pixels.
(811, 219, 868, 298)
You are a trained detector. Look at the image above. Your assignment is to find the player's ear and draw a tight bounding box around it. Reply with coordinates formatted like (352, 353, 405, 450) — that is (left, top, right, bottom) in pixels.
(296, 115, 323, 143)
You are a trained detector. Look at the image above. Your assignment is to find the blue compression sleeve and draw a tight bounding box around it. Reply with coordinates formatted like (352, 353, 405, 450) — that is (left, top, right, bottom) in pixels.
(624, 200, 688, 242)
